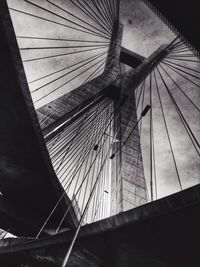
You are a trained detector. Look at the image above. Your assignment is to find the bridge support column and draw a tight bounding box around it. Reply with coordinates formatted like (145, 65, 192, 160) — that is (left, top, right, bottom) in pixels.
(111, 43, 173, 214)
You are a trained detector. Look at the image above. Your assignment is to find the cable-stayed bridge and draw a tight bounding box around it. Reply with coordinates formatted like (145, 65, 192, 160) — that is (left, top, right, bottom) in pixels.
(0, 0, 199, 266)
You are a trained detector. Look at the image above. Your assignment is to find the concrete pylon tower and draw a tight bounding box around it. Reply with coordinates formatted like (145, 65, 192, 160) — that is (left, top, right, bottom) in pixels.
(37, 23, 150, 217)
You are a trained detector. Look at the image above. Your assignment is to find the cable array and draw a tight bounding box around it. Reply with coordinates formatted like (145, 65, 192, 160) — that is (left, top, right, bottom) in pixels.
(8, 0, 119, 108)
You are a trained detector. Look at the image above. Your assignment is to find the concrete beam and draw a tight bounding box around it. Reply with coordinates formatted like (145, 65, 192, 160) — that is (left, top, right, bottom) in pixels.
(120, 47, 145, 68)
(1, 183, 200, 267)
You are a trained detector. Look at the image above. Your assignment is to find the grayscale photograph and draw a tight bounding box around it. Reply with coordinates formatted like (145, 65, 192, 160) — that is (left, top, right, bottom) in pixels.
(0, 0, 199, 266)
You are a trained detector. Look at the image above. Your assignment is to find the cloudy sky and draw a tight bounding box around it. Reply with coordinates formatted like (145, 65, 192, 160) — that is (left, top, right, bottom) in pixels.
(8, 0, 200, 201)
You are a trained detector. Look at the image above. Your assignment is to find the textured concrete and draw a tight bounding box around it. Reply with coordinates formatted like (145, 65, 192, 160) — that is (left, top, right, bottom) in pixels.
(37, 24, 124, 133)
(37, 23, 150, 217)
(1, 183, 200, 266)
(120, 46, 145, 68)
(110, 43, 173, 214)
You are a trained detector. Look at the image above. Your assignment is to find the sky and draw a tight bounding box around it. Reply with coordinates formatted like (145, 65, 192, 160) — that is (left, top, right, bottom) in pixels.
(7, 0, 200, 202)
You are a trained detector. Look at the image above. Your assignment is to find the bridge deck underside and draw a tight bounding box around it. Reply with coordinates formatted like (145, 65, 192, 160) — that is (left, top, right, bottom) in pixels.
(0, 183, 200, 266)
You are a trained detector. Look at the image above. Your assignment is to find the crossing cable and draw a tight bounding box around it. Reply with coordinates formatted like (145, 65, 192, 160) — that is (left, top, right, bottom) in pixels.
(82, 59, 107, 84)
(67, 101, 109, 200)
(149, 73, 153, 201)
(47, 110, 101, 162)
(56, 99, 111, 190)
(163, 59, 200, 75)
(49, 84, 126, 164)
(9, 7, 110, 40)
(57, 100, 111, 187)
(157, 66, 200, 153)
(171, 44, 187, 52)
(167, 36, 180, 50)
(23, 0, 111, 39)
(159, 63, 200, 113)
(70, 0, 112, 34)
(149, 75, 158, 200)
(46, 101, 109, 204)
(105, 0, 116, 26)
(20, 44, 109, 51)
(60, 104, 108, 199)
(34, 55, 108, 103)
(90, 132, 109, 222)
(92, 0, 114, 34)
(104, 0, 115, 25)
(171, 41, 186, 50)
(54, 106, 91, 173)
(40, 100, 90, 130)
(47, 98, 109, 172)
(133, 77, 146, 204)
(54, 115, 112, 234)
(162, 59, 200, 81)
(55, 95, 117, 194)
(109, 105, 151, 159)
(79, 131, 104, 223)
(91, 166, 104, 221)
(83, 0, 114, 30)
(158, 72, 200, 159)
(90, 105, 112, 221)
(73, 110, 107, 216)
(97, 0, 114, 31)
(56, 118, 104, 231)
(151, 102, 158, 200)
(30, 51, 107, 93)
(170, 42, 188, 50)
(169, 49, 190, 55)
(111, 0, 117, 22)
(165, 57, 200, 64)
(167, 54, 196, 58)
(36, 97, 111, 238)
(136, 81, 145, 109)
(61, 124, 114, 267)
(33, 42, 118, 104)
(36, 39, 155, 237)
(38, 105, 62, 127)
(23, 45, 108, 63)
(135, 78, 145, 103)
(170, 48, 190, 55)
(45, 0, 112, 39)
(116, 0, 120, 30)
(162, 61, 200, 89)
(154, 69, 182, 190)
(49, 99, 111, 168)
(48, 112, 92, 159)
(83, 65, 105, 84)
(47, 127, 66, 152)
(45, 93, 109, 147)
(49, 105, 96, 162)
(84, 0, 114, 32)
(50, 100, 111, 178)
(16, 35, 110, 44)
